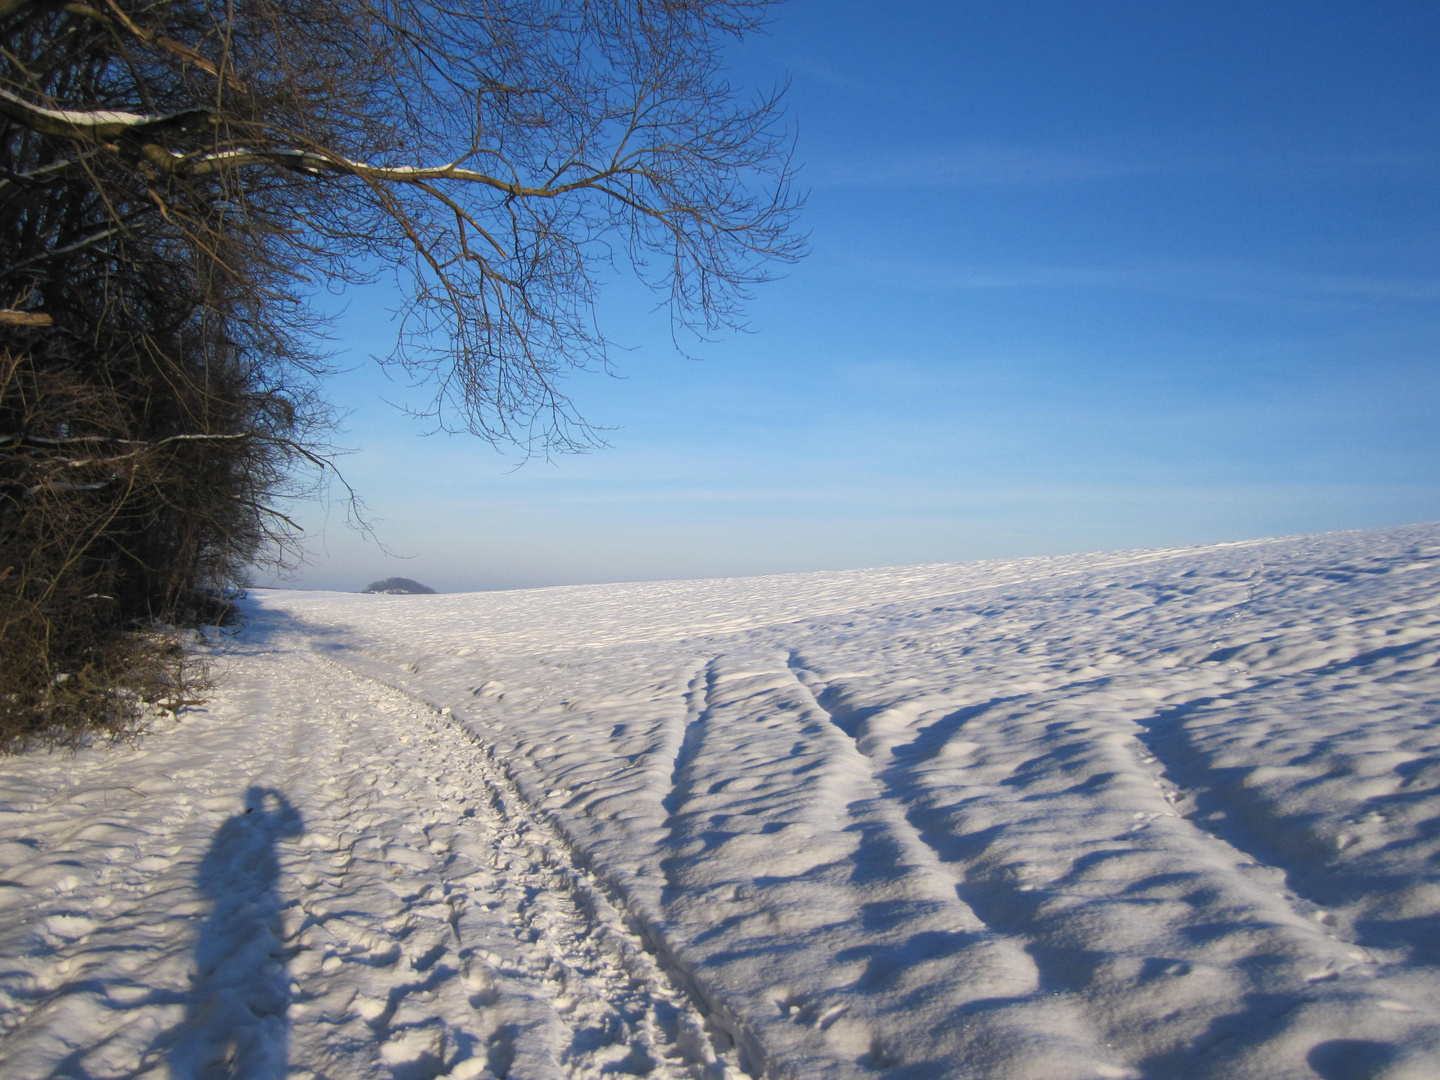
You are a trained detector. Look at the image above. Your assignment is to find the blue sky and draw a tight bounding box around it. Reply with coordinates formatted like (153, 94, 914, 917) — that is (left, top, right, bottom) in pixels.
(280, 0, 1440, 592)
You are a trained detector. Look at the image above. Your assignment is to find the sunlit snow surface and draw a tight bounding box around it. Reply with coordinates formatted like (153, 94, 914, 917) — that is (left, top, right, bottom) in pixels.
(4, 525, 1440, 1079)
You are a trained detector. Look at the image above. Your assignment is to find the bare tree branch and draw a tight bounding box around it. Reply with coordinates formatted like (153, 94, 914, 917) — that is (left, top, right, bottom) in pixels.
(1, 0, 804, 450)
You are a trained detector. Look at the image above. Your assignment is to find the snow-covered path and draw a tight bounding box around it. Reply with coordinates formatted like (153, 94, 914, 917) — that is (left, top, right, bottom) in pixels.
(0, 613, 736, 1080)
(4, 524, 1440, 1079)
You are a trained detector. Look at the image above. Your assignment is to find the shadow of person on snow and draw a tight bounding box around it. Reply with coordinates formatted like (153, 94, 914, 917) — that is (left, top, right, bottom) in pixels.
(167, 786, 305, 1080)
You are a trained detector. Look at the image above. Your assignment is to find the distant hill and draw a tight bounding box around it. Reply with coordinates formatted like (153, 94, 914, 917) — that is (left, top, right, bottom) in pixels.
(362, 577, 436, 595)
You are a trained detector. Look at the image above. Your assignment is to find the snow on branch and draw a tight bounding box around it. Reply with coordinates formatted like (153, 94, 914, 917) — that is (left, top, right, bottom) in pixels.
(0, 82, 611, 202)
(1, 432, 255, 448)
(0, 309, 51, 326)
(0, 87, 209, 140)
(134, 143, 601, 201)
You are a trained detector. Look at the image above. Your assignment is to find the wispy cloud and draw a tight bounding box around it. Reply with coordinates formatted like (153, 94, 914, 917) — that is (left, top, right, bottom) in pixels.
(812, 144, 1157, 187)
(838, 253, 1440, 308)
(808, 142, 1440, 189)
(787, 59, 875, 95)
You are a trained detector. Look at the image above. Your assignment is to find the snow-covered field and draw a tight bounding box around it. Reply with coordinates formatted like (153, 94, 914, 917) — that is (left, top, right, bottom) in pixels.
(3, 524, 1440, 1080)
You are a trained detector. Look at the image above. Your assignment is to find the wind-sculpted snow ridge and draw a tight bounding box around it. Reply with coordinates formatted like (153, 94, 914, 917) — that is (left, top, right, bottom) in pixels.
(4, 525, 1440, 1078)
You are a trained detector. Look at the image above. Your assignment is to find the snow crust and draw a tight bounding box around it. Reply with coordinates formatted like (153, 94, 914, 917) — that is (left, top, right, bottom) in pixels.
(4, 524, 1440, 1078)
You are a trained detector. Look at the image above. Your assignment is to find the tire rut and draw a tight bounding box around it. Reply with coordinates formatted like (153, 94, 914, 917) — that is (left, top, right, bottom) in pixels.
(781, 650, 1440, 1074)
(308, 648, 743, 1080)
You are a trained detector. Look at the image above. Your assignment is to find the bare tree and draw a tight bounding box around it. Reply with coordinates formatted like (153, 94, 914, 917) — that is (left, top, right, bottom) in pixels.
(2, 0, 803, 448)
(0, 0, 802, 746)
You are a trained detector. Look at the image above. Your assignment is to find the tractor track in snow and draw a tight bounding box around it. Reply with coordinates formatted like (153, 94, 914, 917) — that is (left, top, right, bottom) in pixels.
(788, 645, 1363, 958)
(304, 644, 744, 1080)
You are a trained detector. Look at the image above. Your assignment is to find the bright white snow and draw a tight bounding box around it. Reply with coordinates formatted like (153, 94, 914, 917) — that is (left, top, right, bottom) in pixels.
(3, 523, 1440, 1079)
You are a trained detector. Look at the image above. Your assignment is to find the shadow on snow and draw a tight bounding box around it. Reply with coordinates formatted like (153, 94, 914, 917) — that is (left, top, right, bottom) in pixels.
(167, 786, 304, 1080)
